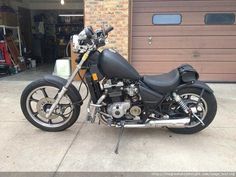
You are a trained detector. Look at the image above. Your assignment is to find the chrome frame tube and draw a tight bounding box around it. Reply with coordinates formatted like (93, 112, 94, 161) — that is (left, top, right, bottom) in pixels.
(90, 94, 107, 123)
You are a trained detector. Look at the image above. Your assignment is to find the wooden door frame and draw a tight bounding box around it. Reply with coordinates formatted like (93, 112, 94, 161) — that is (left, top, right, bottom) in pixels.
(128, 0, 133, 63)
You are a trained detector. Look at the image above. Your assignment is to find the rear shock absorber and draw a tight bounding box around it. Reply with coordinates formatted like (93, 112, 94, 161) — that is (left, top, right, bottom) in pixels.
(172, 92, 190, 114)
(172, 92, 205, 126)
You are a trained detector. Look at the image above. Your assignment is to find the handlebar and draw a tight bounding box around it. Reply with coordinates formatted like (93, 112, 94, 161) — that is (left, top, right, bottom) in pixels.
(104, 26, 114, 35)
(72, 25, 114, 53)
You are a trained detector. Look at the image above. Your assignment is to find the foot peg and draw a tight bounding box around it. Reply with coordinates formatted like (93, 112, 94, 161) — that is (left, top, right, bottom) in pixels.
(87, 114, 92, 121)
(87, 106, 97, 123)
(86, 99, 92, 122)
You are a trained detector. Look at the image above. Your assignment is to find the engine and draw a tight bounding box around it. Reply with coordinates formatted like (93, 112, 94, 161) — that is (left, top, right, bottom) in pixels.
(107, 101, 131, 119)
(103, 80, 142, 119)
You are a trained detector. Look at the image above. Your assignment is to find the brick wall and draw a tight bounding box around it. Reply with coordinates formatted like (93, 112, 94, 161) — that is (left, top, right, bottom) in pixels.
(84, 0, 130, 60)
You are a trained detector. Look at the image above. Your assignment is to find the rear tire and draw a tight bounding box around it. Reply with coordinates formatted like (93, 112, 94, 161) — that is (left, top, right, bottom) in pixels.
(21, 79, 81, 132)
(168, 87, 217, 134)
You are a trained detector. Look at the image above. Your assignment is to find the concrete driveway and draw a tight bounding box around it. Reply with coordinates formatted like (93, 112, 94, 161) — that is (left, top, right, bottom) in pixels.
(0, 69, 236, 172)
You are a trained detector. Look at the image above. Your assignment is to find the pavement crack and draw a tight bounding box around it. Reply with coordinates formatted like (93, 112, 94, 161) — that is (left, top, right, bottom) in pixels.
(52, 121, 86, 176)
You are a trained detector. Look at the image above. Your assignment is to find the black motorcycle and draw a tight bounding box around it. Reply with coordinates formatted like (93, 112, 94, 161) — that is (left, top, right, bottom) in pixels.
(21, 26, 217, 153)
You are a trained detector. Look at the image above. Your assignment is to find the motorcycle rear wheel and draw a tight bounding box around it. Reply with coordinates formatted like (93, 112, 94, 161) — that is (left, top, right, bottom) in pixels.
(21, 79, 80, 132)
(168, 87, 217, 134)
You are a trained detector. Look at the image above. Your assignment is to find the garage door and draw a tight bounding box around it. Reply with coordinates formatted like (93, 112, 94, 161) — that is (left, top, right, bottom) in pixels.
(131, 0, 236, 82)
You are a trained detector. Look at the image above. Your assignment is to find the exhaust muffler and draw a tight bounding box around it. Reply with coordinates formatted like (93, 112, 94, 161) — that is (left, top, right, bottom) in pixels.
(123, 118, 190, 128)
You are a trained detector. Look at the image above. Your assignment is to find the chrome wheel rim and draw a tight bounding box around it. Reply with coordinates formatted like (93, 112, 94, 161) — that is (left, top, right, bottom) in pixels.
(26, 86, 74, 128)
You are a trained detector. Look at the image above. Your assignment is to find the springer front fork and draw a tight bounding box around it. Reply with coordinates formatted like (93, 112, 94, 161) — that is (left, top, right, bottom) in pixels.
(45, 52, 90, 118)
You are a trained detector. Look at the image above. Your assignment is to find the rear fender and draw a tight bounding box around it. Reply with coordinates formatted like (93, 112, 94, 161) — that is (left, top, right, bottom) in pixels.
(176, 80, 213, 93)
(44, 75, 83, 105)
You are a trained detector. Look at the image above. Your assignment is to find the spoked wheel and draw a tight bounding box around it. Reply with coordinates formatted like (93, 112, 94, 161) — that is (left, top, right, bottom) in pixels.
(21, 79, 80, 132)
(168, 87, 217, 134)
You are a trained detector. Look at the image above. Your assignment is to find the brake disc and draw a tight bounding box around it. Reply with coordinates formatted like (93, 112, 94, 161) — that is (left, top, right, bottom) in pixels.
(36, 97, 58, 119)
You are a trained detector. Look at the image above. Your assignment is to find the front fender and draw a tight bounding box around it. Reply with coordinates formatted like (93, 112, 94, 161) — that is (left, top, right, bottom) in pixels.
(44, 75, 83, 105)
(176, 80, 213, 93)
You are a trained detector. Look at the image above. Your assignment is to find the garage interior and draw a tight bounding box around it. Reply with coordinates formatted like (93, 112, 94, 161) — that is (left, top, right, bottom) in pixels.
(0, 0, 84, 79)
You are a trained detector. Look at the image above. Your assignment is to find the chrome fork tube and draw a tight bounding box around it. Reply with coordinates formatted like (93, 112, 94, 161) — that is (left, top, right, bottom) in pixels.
(45, 52, 89, 118)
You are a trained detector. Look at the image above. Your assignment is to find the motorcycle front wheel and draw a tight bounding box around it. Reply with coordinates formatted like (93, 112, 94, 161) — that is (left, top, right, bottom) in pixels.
(168, 87, 217, 134)
(20, 79, 80, 132)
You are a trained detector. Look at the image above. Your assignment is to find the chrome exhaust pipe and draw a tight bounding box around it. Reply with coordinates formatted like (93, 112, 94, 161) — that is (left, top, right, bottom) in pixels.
(123, 118, 190, 128)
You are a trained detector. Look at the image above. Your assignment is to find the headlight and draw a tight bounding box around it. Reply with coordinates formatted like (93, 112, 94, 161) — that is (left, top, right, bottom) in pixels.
(72, 34, 80, 53)
(72, 29, 88, 53)
(78, 29, 87, 40)
(71, 27, 94, 53)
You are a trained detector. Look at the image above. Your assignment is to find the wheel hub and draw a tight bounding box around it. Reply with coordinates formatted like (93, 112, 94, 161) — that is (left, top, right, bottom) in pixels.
(36, 98, 58, 119)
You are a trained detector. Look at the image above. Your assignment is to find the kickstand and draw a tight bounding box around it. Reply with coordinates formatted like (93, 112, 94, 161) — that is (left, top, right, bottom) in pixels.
(114, 122, 125, 154)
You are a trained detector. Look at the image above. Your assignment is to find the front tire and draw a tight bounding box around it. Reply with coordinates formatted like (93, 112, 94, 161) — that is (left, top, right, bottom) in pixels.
(21, 79, 81, 132)
(168, 87, 217, 134)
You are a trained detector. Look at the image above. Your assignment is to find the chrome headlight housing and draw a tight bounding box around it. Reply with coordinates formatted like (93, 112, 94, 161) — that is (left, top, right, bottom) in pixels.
(72, 27, 94, 53)
(72, 29, 86, 53)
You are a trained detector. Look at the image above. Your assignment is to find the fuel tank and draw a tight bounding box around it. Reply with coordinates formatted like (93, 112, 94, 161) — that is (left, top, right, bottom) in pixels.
(99, 49, 140, 80)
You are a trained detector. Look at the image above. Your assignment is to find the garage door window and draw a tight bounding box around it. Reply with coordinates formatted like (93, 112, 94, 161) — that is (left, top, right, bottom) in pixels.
(205, 13, 235, 25)
(152, 14, 182, 25)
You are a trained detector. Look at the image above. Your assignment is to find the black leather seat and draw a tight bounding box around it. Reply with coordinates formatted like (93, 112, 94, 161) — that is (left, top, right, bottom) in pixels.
(142, 69, 180, 93)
